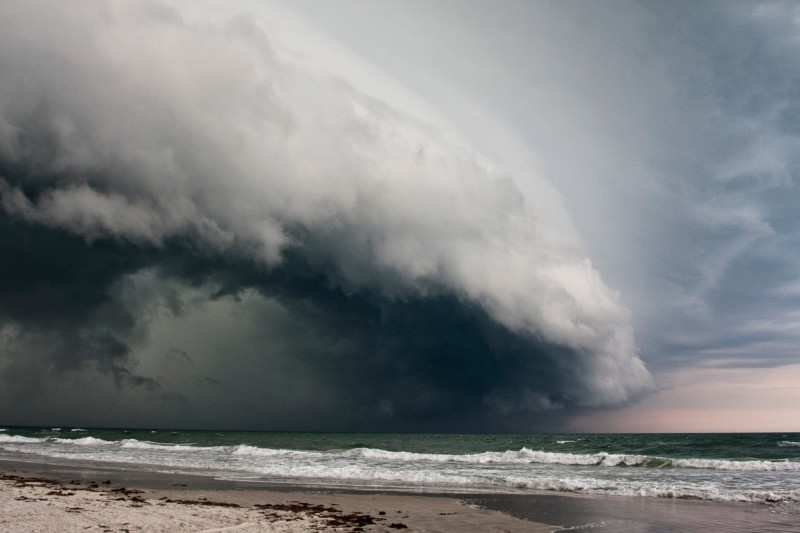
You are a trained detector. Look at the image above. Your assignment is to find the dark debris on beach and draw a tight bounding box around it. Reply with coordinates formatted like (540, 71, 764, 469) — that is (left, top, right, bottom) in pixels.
(254, 501, 400, 530)
(2, 472, 410, 531)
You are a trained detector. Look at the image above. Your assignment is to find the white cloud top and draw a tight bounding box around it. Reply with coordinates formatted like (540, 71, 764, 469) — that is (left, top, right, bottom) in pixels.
(0, 0, 653, 411)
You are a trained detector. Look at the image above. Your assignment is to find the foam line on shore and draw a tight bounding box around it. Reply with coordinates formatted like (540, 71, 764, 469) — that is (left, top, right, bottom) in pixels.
(0, 469, 553, 533)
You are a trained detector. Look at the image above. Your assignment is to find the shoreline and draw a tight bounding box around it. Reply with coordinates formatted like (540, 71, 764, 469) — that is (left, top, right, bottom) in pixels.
(1, 459, 799, 532)
(0, 465, 551, 532)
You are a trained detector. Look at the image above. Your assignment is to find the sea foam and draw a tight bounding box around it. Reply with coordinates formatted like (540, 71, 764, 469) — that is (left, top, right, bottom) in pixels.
(9, 436, 798, 472)
(53, 437, 112, 446)
(2, 432, 799, 504)
(119, 439, 200, 452)
(0, 434, 44, 443)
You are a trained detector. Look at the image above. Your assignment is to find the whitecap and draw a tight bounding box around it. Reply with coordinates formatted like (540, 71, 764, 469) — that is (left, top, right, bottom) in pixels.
(0, 435, 44, 443)
(673, 457, 800, 471)
(53, 437, 113, 446)
(119, 439, 202, 452)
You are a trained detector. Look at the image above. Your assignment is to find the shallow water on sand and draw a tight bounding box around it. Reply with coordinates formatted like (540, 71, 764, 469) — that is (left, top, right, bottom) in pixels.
(2, 456, 799, 532)
(471, 492, 800, 532)
(1, 427, 800, 528)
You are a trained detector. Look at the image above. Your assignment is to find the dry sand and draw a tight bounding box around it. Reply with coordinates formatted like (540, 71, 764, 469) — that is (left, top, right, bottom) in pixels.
(0, 472, 555, 532)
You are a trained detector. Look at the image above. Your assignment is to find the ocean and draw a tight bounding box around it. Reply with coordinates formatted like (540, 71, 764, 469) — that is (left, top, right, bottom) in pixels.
(1, 428, 799, 505)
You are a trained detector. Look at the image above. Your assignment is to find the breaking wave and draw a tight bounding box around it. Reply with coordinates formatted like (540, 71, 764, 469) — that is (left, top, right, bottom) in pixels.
(1, 433, 799, 503)
(2, 436, 799, 472)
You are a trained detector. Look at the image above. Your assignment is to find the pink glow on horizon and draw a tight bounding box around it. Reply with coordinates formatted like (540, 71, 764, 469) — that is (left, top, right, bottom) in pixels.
(568, 363, 800, 433)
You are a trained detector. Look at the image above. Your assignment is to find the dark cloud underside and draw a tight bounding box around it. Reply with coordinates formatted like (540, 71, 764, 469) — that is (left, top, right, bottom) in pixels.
(0, 0, 654, 430)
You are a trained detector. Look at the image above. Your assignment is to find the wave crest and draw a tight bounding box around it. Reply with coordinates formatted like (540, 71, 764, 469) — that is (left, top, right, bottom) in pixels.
(0, 435, 44, 444)
(118, 439, 199, 452)
(3, 436, 800, 476)
(52, 437, 112, 446)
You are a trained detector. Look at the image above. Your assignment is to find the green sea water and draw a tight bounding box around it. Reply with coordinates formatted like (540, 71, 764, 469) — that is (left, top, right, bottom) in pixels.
(2, 427, 799, 503)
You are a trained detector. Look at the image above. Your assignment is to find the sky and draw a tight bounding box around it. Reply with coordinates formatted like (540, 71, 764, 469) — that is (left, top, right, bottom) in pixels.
(1, 0, 799, 432)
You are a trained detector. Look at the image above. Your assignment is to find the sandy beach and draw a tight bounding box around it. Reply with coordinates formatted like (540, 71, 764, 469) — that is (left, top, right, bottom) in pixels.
(0, 470, 552, 533)
(2, 461, 800, 532)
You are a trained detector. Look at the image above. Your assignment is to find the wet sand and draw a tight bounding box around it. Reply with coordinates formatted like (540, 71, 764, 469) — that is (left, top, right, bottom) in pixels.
(472, 492, 800, 532)
(0, 466, 550, 532)
(2, 459, 799, 532)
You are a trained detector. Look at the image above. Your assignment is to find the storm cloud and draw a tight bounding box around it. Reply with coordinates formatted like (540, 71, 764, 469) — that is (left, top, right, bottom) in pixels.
(0, 1, 653, 430)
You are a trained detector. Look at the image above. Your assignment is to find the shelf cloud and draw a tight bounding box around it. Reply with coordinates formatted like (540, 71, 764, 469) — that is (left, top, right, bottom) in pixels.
(0, 1, 653, 430)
